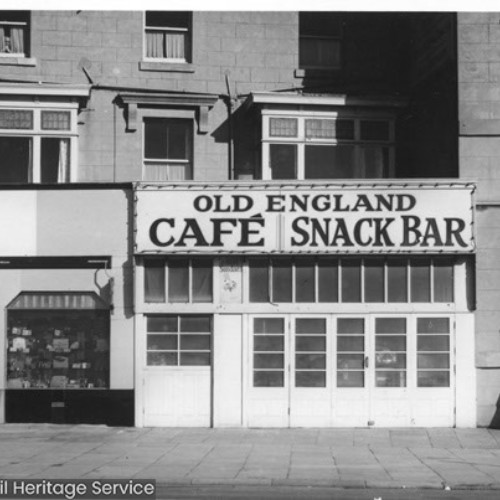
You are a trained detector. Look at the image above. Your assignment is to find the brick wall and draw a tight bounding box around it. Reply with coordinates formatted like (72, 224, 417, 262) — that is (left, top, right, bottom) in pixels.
(458, 12, 500, 426)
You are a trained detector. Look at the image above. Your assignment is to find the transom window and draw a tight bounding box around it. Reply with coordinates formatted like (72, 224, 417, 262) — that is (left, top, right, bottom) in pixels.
(146, 315, 211, 366)
(143, 118, 193, 181)
(263, 114, 394, 180)
(144, 11, 191, 63)
(0, 107, 75, 184)
(0, 11, 29, 57)
(299, 12, 341, 70)
(144, 258, 213, 304)
(248, 257, 454, 304)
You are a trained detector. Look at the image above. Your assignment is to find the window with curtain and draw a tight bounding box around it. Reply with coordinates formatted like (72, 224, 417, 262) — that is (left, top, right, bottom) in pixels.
(0, 108, 74, 184)
(143, 118, 193, 181)
(263, 115, 394, 180)
(144, 11, 191, 62)
(0, 11, 29, 57)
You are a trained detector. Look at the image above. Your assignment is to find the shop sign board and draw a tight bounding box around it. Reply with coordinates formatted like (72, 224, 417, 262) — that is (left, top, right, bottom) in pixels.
(135, 184, 475, 254)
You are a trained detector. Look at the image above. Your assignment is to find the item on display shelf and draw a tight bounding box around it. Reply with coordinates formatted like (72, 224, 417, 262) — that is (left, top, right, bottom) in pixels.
(53, 338, 69, 352)
(12, 337, 27, 351)
(81, 362, 91, 369)
(7, 378, 23, 388)
(72, 362, 81, 369)
(50, 375, 68, 388)
(22, 329, 31, 336)
(53, 356, 69, 369)
(70, 341, 80, 350)
(11, 327, 21, 335)
(46, 344, 54, 352)
(54, 329, 62, 337)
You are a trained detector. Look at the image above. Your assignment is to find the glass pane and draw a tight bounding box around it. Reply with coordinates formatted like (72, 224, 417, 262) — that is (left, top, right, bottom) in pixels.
(0, 109, 33, 129)
(359, 147, 389, 178)
(418, 371, 450, 388)
(375, 352, 406, 369)
(41, 111, 71, 130)
(144, 119, 168, 159)
(434, 262, 454, 302)
(387, 260, 407, 302)
(254, 371, 284, 387)
(295, 318, 326, 334)
(41, 138, 70, 184)
(337, 318, 364, 334)
(254, 318, 284, 334)
(337, 371, 364, 388)
(360, 120, 390, 141)
(180, 316, 211, 332)
(147, 316, 177, 332)
(296, 371, 326, 388)
(180, 334, 211, 350)
(337, 353, 364, 370)
(296, 353, 326, 369)
(417, 336, 450, 352)
(192, 260, 213, 303)
(249, 259, 269, 303)
(318, 259, 338, 302)
(169, 259, 189, 302)
(305, 119, 354, 140)
(337, 336, 364, 352)
(296, 336, 326, 352)
(417, 317, 450, 334)
(365, 259, 385, 302)
(376, 335, 406, 351)
(270, 144, 297, 179)
(375, 318, 406, 334)
(341, 260, 361, 302)
(272, 259, 292, 302)
(255, 336, 284, 352)
(418, 353, 450, 369)
(254, 354, 284, 369)
(295, 259, 315, 302)
(0, 136, 31, 183)
(168, 120, 190, 160)
(305, 145, 355, 179)
(144, 260, 165, 303)
(411, 259, 431, 302)
(180, 352, 211, 366)
(270, 117, 298, 137)
(376, 371, 406, 388)
(147, 334, 177, 350)
(147, 352, 177, 366)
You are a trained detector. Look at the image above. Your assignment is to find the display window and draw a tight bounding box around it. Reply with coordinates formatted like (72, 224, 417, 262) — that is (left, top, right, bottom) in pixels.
(6, 292, 110, 390)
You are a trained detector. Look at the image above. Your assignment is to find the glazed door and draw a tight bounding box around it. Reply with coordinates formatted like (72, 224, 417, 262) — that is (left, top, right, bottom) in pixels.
(247, 315, 331, 427)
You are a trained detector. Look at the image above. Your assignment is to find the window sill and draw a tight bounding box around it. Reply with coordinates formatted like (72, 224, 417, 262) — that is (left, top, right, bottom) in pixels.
(139, 60, 195, 73)
(294, 67, 340, 78)
(0, 57, 37, 67)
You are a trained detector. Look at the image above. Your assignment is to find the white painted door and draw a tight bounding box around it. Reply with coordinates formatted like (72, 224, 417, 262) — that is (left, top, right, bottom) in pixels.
(247, 315, 331, 427)
(142, 315, 212, 427)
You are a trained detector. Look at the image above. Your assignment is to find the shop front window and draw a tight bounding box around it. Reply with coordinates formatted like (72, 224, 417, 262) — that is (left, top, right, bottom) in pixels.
(144, 257, 213, 304)
(6, 293, 110, 390)
(248, 257, 455, 304)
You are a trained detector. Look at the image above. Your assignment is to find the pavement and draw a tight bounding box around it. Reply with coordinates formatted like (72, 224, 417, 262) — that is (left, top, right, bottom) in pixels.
(0, 425, 500, 491)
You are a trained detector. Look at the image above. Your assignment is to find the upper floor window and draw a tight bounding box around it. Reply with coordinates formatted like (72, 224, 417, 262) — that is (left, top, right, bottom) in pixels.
(299, 12, 341, 70)
(262, 113, 394, 180)
(0, 11, 29, 58)
(143, 117, 193, 181)
(0, 107, 76, 184)
(144, 11, 191, 63)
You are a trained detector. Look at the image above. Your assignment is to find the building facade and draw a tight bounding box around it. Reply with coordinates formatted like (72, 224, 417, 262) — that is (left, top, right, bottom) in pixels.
(0, 10, 497, 427)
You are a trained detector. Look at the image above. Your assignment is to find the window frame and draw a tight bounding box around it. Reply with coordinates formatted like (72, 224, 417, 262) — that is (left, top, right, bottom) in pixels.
(143, 257, 214, 305)
(261, 110, 395, 180)
(143, 11, 192, 64)
(0, 11, 30, 59)
(0, 102, 78, 184)
(142, 114, 194, 181)
(299, 12, 342, 71)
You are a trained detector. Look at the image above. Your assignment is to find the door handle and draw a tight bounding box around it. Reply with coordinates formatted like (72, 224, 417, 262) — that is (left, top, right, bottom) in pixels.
(364, 356, 369, 368)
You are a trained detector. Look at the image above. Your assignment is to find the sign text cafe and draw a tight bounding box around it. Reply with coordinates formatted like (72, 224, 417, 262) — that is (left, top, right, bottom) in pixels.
(135, 185, 475, 254)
